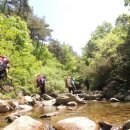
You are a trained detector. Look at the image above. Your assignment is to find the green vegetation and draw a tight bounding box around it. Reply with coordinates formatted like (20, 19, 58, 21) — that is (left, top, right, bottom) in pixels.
(0, 0, 130, 98)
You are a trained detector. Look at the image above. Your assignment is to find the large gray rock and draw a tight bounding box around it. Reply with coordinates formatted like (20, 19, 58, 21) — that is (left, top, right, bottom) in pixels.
(3, 116, 49, 130)
(55, 95, 70, 105)
(53, 117, 97, 130)
(55, 93, 86, 105)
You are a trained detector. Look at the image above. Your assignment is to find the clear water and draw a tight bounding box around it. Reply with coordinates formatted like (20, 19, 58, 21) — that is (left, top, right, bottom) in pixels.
(30, 101, 130, 126)
(0, 101, 130, 129)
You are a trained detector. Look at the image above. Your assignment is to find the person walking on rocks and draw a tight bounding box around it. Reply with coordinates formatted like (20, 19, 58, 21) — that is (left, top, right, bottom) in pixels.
(65, 76, 75, 94)
(36, 74, 46, 96)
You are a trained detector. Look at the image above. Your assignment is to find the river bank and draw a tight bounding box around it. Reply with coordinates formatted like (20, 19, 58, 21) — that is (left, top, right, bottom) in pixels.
(0, 93, 130, 129)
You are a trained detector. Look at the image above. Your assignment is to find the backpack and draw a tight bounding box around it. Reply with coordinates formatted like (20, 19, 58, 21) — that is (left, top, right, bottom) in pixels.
(36, 75, 46, 87)
(0, 56, 9, 71)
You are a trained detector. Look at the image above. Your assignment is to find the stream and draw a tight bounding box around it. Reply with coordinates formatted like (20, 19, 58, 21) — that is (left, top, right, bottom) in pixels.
(0, 101, 130, 129)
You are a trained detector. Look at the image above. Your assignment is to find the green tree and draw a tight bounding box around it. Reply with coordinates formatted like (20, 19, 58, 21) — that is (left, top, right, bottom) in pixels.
(82, 15, 130, 90)
(27, 14, 52, 41)
(0, 0, 31, 20)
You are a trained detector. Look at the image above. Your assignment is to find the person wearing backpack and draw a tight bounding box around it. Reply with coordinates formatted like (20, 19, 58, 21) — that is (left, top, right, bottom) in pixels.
(65, 76, 75, 94)
(0, 56, 9, 80)
(36, 74, 46, 95)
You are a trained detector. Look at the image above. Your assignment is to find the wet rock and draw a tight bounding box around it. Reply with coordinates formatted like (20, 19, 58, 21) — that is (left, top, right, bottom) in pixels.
(67, 106, 77, 111)
(55, 95, 70, 105)
(3, 116, 47, 130)
(42, 94, 53, 100)
(0, 99, 13, 113)
(98, 121, 123, 130)
(53, 117, 97, 130)
(98, 121, 112, 130)
(40, 112, 60, 118)
(122, 120, 130, 129)
(67, 101, 77, 106)
(56, 105, 67, 110)
(55, 93, 86, 105)
(5, 104, 33, 123)
(42, 99, 56, 106)
(109, 98, 120, 102)
(5, 113, 21, 123)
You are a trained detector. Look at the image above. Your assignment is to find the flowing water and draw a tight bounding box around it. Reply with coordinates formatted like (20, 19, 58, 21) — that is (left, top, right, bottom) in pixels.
(29, 101, 130, 125)
(0, 101, 130, 129)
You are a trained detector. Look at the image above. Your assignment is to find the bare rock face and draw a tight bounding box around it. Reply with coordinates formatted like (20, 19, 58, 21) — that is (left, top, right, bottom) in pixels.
(53, 117, 97, 130)
(3, 116, 49, 130)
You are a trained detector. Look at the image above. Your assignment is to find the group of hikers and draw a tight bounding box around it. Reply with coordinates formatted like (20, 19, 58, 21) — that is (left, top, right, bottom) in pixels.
(35, 75, 90, 96)
(0, 55, 90, 96)
(65, 75, 90, 94)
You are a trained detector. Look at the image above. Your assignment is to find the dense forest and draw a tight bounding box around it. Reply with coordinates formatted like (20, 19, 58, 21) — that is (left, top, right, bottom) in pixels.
(0, 0, 130, 99)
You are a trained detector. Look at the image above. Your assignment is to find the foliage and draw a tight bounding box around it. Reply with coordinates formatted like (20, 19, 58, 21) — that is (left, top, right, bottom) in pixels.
(0, 0, 31, 20)
(82, 14, 130, 90)
(48, 40, 80, 74)
(1, 0, 130, 98)
(0, 14, 69, 97)
(27, 14, 52, 41)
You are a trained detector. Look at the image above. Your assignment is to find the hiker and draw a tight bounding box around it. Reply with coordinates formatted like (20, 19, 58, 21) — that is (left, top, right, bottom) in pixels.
(0, 56, 9, 80)
(36, 74, 46, 95)
(74, 76, 82, 90)
(85, 78, 90, 91)
(65, 76, 75, 94)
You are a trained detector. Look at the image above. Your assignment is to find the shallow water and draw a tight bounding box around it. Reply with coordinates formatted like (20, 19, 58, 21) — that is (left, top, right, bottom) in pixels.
(0, 101, 130, 129)
(29, 101, 130, 125)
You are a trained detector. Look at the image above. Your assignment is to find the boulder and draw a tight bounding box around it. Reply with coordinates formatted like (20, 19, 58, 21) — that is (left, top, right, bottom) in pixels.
(55, 95, 70, 105)
(42, 94, 53, 100)
(109, 98, 120, 102)
(42, 99, 56, 106)
(55, 93, 86, 105)
(0, 99, 13, 113)
(53, 117, 97, 130)
(123, 120, 130, 129)
(3, 116, 48, 130)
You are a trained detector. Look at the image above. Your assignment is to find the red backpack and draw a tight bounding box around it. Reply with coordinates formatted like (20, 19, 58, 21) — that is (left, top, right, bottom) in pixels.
(0, 56, 9, 63)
